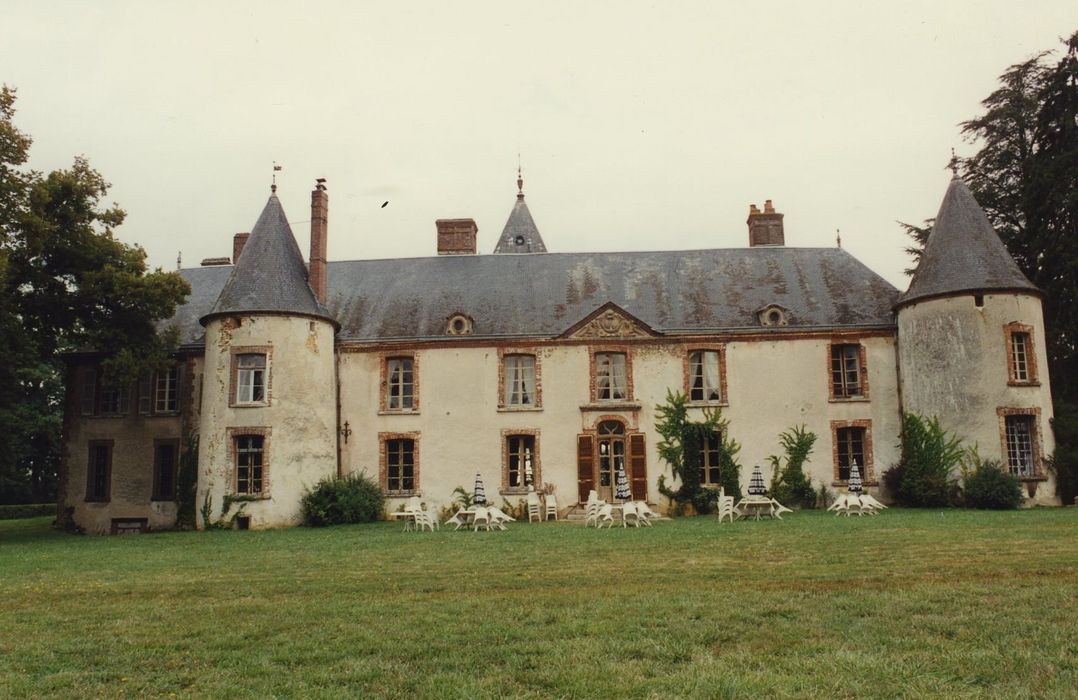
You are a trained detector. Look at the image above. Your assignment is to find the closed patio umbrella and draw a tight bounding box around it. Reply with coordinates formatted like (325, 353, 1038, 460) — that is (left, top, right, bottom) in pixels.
(615, 461, 631, 501)
(847, 461, 864, 493)
(524, 456, 534, 488)
(473, 473, 487, 505)
(747, 465, 767, 496)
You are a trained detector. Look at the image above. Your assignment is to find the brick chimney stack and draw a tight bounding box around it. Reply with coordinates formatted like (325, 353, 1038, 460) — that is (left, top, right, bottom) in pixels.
(436, 218, 478, 255)
(232, 233, 250, 263)
(309, 179, 328, 304)
(747, 199, 785, 246)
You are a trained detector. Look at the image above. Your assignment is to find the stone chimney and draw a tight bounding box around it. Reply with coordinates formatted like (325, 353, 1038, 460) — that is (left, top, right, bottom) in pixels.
(436, 218, 478, 255)
(309, 179, 328, 304)
(747, 199, 785, 247)
(232, 233, 250, 263)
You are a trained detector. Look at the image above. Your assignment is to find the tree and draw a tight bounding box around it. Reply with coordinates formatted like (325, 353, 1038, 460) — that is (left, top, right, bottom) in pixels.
(0, 86, 190, 504)
(902, 32, 1078, 500)
(768, 425, 818, 509)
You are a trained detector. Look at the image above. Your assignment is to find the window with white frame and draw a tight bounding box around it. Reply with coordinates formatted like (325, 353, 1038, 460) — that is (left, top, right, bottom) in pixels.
(386, 357, 414, 410)
(385, 438, 415, 493)
(836, 426, 866, 481)
(701, 430, 723, 485)
(235, 435, 265, 495)
(595, 352, 627, 401)
(1004, 415, 1036, 477)
(155, 367, 179, 413)
(506, 435, 536, 489)
(831, 344, 863, 398)
(689, 350, 722, 402)
(1010, 332, 1032, 382)
(503, 355, 537, 407)
(236, 354, 267, 404)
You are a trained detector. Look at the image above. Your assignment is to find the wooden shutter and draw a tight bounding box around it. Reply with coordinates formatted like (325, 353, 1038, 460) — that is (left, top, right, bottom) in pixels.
(577, 435, 595, 503)
(629, 433, 647, 500)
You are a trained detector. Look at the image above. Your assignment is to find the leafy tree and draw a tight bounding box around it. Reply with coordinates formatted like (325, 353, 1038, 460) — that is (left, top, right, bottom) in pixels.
(902, 32, 1078, 500)
(768, 425, 818, 509)
(0, 86, 190, 504)
(886, 413, 964, 507)
(655, 389, 741, 514)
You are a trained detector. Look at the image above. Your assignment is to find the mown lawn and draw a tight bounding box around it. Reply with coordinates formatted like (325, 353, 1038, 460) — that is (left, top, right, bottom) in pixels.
(1, 509, 1076, 699)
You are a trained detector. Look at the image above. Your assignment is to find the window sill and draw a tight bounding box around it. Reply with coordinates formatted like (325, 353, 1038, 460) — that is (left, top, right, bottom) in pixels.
(141, 412, 181, 418)
(499, 488, 533, 496)
(230, 402, 270, 409)
(580, 401, 641, 411)
(829, 396, 870, 403)
(1007, 380, 1041, 388)
(229, 494, 271, 501)
(84, 498, 111, 504)
(1014, 474, 1047, 482)
(497, 406, 543, 413)
(687, 400, 728, 408)
(384, 491, 419, 498)
(378, 409, 420, 416)
(832, 481, 879, 488)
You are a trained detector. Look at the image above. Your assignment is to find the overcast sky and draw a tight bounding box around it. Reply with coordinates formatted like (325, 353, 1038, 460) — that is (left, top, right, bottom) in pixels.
(6, 1, 1076, 288)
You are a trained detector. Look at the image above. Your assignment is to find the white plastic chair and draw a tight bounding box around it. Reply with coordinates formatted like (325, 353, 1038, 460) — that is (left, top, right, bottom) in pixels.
(527, 491, 542, 523)
(488, 506, 514, 530)
(635, 501, 657, 526)
(472, 507, 493, 532)
(621, 502, 640, 527)
(716, 495, 736, 523)
(412, 510, 436, 532)
(595, 503, 614, 528)
(544, 493, 559, 521)
(446, 510, 468, 530)
(859, 493, 887, 512)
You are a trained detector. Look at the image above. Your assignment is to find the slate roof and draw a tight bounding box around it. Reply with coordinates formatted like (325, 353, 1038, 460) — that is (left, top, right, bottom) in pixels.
(493, 184, 547, 254)
(897, 178, 1037, 307)
(165, 246, 899, 346)
(200, 194, 335, 326)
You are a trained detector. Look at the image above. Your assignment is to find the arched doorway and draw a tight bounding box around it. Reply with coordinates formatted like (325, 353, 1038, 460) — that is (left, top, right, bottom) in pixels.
(596, 420, 626, 502)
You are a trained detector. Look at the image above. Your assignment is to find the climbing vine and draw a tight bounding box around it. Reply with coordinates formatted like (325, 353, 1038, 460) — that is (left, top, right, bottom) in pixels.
(655, 390, 742, 514)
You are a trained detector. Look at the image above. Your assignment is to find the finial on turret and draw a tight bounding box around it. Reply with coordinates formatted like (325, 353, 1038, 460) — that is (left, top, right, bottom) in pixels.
(271, 162, 282, 193)
(516, 155, 524, 200)
(836, 229, 842, 248)
(948, 149, 959, 178)
(177, 251, 182, 270)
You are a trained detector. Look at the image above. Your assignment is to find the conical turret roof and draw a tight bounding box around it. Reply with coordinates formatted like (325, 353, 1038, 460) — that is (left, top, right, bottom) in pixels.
(897, 178, 1037, 308)
(201, 193, 336, 326)
(493, 174, 547, 254)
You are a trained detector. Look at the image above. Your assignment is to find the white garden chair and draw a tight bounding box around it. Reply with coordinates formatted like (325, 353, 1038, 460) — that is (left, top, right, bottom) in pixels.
(635, 501, 656, 526)
(412, 510, 436, 532)
(595, 503, 615, 528)
(527, 491, 542, 523)
(544, 493, 559, 521)
(487, 506, 514, 530)
(716, 494, 736, 524)
(621, 502, 641, 527)
(472, 507, 493, 532)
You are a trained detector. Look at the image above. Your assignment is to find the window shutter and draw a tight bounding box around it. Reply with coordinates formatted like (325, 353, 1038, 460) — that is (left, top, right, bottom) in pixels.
(629, 433, 647, 500)
(577, 435, 594, 503)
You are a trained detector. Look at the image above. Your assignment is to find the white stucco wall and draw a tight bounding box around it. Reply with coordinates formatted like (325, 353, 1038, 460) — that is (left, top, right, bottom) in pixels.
(338, 333, 901, 516)
(197, 315, 338, 528)
(898, 293, 1056, 503)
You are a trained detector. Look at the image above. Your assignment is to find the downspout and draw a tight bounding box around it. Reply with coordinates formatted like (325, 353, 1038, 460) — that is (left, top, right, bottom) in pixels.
(335, 342, 342, 478)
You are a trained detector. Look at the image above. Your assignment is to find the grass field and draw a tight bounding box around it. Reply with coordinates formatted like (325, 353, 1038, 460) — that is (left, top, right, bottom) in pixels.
(1, 509, 1076, 699)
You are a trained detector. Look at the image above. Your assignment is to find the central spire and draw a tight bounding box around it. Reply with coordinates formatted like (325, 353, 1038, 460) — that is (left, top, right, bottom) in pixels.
(493, 167, 548, 254)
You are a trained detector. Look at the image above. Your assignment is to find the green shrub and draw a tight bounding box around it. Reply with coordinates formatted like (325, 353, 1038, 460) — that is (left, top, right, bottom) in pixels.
(0, 503, 55, 520)
(768, 425, 818, 509)
(887, 413, 964, 507)
(964, 459, 1024, 509)
(300, 473, 385, 527)
(1047, 401, 1078, 505)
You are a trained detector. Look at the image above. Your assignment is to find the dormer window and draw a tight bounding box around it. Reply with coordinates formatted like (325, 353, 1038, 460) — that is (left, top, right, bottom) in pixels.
(757, 304, 788, 327)
(446, 314, 473, 336)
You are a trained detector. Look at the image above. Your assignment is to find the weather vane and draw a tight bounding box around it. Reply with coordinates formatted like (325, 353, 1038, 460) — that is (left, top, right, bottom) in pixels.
(836, 229, 842, 248)
(948, 148, 959, 177)
(271, 162, 282, 193)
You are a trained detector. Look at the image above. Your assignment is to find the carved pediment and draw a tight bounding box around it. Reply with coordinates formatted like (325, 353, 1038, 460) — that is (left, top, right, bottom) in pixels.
(562, 303, 658, 339)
